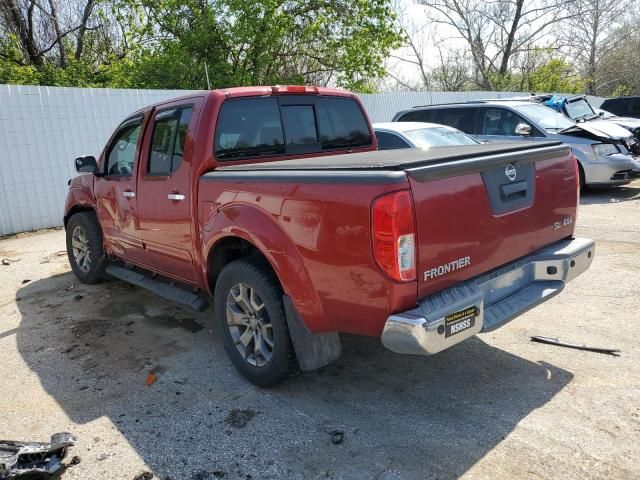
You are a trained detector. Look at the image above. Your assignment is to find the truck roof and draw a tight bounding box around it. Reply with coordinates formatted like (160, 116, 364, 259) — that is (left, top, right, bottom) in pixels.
(127, 85, 355, 117)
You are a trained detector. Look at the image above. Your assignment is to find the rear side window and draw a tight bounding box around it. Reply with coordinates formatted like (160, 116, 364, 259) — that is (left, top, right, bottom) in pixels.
(437, 108, 478, 134)
(396, 109, 437, 123)
(397, 108, 478, 134)
(375, 131, 411, 150)
(148, 106, 193, 175)
(214, 96, 371, 161)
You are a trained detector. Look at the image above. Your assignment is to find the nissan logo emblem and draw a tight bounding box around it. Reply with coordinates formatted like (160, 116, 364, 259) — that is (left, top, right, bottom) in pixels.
(505, 164, 517, 181)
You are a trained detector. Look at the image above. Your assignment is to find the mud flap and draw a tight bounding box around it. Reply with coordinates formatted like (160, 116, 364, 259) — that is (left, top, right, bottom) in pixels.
(283, 295, 341, 371)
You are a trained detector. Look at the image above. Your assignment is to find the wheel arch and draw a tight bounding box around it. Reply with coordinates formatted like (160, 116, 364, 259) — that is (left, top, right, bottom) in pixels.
(202, 205, 326, 333)
(64, 205, 97, 228)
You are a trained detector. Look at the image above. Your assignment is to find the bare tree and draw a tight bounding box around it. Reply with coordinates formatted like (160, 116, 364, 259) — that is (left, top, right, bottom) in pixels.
(594, 15, 640, 95)
(559, 0, 632, 94)
(430, 44, 471, 90)
(0, 0, 99, 67)
(417, 0, 576, 89)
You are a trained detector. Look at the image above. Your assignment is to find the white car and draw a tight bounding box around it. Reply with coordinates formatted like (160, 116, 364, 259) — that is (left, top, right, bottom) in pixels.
(373, 122, 479, 150)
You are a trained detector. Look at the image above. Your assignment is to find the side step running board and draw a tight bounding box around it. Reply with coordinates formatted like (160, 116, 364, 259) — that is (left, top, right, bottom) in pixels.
(106, 265, 209, 312)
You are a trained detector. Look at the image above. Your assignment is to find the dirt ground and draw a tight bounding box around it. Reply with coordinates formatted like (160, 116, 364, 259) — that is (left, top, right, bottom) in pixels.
(1, 181, 639, 480)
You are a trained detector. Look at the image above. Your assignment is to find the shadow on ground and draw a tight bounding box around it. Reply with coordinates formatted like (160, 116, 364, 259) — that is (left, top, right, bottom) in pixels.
(16, 273, 572, 479)
(580, 182, 640, 205)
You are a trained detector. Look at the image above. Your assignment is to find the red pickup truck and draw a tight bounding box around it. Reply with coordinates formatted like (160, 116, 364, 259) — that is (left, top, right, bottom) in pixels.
(65, 86, 594, 386)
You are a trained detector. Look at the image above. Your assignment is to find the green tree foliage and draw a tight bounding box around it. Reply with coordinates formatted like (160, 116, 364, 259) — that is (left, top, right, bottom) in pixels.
(0, 0, 402, 92)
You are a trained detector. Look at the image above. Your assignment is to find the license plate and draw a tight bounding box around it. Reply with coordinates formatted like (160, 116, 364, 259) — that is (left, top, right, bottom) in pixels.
(444, 306, 477, 338)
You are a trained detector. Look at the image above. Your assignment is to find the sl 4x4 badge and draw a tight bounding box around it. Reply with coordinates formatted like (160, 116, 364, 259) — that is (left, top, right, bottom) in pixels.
(553, 216, 573, 230)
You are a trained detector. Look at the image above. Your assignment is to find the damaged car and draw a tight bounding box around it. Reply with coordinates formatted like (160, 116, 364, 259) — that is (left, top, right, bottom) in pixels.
(531, 94, 640, 156)
(595, 108, 640, 144)
(393, 99, 640, 188)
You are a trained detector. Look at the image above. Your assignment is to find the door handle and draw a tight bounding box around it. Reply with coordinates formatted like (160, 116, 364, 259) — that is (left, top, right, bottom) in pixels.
(168, 193, 186, 201)
(122, 191, 135, 198)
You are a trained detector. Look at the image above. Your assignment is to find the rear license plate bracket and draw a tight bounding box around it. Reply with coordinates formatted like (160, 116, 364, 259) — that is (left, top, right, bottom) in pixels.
(444, 306, 478, 338)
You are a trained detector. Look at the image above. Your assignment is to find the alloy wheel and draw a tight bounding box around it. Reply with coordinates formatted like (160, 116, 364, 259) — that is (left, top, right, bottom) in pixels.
(225, 282, 274, 367)
(71, 225, 91, 273)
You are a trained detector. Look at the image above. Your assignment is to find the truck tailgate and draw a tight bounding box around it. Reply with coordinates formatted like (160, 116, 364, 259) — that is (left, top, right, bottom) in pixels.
(406, 143, 578, 299)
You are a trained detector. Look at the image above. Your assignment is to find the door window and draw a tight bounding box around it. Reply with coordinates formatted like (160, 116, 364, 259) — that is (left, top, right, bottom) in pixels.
(375, 131, 411, 150)
(480, 108, 526, 136)
(105, 117, 143, 176)
(172, 107, 193, 172)
(148, 106, 193, 175)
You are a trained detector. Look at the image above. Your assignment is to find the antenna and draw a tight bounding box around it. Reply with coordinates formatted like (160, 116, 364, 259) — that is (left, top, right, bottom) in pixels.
(204, 62, 211, 90)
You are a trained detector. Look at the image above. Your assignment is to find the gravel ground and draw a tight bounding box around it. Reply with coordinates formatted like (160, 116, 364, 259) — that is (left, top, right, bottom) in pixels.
(1, 181, 639, 480)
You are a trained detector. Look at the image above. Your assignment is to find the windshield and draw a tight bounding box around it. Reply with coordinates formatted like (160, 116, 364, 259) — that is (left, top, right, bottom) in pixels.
(565, 99, 596, 120)
(512, 104, 575, 131)
(404, 127, 478, 148)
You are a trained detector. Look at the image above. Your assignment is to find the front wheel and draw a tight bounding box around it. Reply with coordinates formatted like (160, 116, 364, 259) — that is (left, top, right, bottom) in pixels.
(66, 212, 107, 284)
(214, 259, 298, 386)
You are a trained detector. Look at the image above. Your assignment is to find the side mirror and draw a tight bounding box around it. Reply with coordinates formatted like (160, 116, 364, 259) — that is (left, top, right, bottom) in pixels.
(515, 123, 532, 136)
(75, 155, 98, 174)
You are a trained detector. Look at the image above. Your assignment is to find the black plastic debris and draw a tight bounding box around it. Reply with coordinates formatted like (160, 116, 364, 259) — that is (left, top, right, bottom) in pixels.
(0, 433, 76, 479)
(329, 430, 344, 445)
(531, 336, 621, 356)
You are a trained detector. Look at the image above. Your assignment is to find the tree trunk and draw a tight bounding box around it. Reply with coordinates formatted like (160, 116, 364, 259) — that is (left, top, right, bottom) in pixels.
(75, 0, 96, 60)
(1, 0, 43, 66)
(499, 0, 524, 77)
(48, 0, 67, 67)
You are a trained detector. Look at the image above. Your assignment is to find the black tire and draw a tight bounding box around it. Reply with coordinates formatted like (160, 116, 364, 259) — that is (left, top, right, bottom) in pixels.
(66, 211, 107, 284)
(214, 259, 298, 387)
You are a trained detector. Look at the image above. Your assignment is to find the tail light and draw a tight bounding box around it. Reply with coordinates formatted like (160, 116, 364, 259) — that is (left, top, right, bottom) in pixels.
(372, 190, 416, 282)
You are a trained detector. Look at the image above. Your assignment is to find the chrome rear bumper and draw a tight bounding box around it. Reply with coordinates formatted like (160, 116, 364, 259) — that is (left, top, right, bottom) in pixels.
(381, 237, 595, 355)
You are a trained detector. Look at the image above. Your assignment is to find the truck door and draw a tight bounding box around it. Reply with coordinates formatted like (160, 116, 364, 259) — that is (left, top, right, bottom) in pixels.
(135, 100, 200, 283)
(94, 115, 146, 264)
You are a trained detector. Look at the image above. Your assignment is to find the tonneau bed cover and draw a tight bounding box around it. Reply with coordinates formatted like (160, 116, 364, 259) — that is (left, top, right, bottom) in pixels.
(214, 141, 565, 172)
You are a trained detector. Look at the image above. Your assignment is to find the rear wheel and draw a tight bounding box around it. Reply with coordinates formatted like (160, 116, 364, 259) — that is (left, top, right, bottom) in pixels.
(578, 163, 587, 192)
(214, 259, 297, 386)
(66, 212, 107, 284)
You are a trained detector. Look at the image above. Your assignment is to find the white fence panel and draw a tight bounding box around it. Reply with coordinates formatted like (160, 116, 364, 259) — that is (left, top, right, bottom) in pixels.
(0, 85, 199, 235)
(0, 85, 605, 235)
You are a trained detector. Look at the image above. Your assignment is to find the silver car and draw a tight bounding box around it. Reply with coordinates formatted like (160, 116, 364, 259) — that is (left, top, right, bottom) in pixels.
(393, 100, 640, 187)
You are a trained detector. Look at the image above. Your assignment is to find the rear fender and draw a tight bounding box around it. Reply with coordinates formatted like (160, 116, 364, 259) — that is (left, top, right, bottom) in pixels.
(202, 204, 326, 333)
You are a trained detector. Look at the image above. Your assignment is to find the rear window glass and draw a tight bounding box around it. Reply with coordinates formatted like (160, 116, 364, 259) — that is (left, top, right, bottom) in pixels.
(282, 105, 318, 145)
(214, 98, 285, 160)
(315, 97, 371, 150)
(405, 127, 477, 147)
(214, 96, 371, 160)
